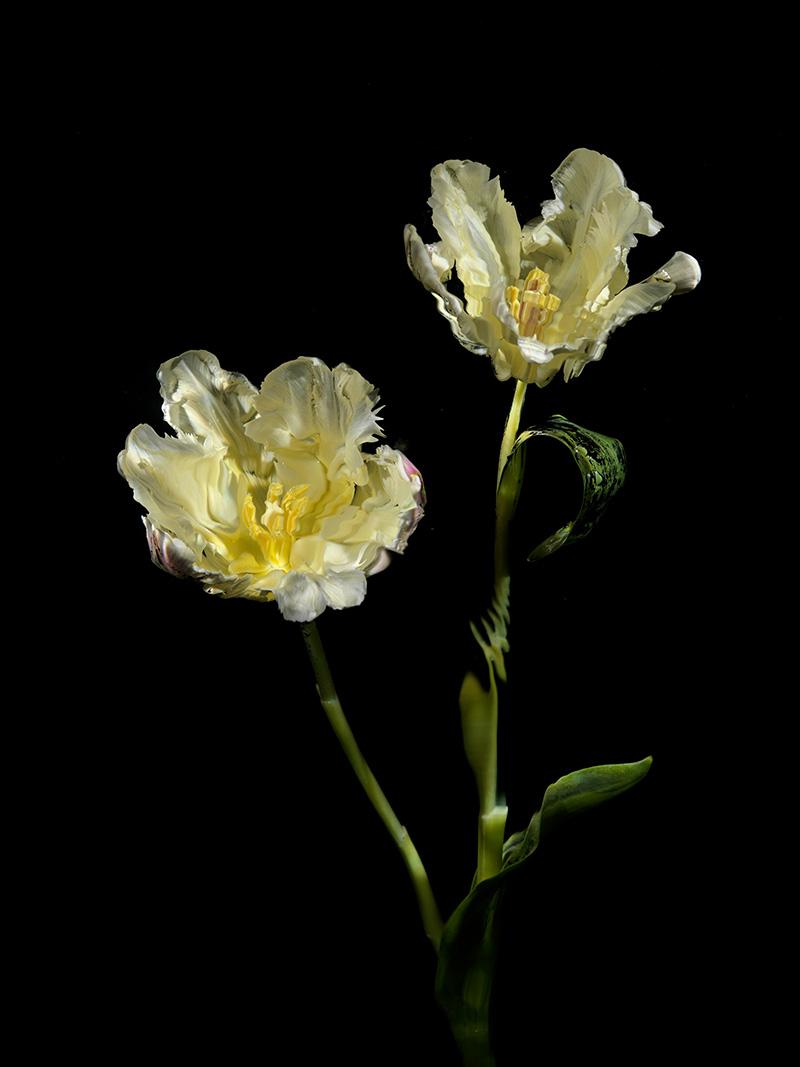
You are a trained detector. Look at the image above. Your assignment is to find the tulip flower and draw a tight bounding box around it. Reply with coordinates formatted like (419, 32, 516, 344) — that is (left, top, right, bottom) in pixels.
(405, 147, 700, 385)
(119, 351, 424, 622)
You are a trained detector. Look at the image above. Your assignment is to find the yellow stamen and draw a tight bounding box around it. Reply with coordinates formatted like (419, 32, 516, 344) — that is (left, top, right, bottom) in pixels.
(243, 483, 311, 571)
(506, 268, 561, 338)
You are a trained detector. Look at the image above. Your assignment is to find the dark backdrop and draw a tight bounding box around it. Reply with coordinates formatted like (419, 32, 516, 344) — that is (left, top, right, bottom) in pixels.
(46, 49, 773, 1066)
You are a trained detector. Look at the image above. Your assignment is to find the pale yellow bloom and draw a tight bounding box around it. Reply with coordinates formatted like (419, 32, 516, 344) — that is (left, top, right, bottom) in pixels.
(405, 148, 700, 386)
(119, 352, 424, 622)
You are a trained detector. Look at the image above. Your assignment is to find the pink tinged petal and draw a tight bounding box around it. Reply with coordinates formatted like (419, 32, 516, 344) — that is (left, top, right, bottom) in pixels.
(123, 352, 421, 617)
(365, 548, 392, 576)
(400, 453, 426, 508)
(391, 450, 425, 552)
(142, 519, 257, 599)
(144, 518, 198, 579)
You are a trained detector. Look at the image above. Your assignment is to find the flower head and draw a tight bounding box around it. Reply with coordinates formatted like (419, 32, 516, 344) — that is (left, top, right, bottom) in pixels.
(119, 351, 424, 622)
(405, 148, 700, 386)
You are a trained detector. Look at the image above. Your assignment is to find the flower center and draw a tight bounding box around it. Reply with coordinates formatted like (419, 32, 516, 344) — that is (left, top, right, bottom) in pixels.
(506, 268, 561, 338)
(243, 482, 312, 571)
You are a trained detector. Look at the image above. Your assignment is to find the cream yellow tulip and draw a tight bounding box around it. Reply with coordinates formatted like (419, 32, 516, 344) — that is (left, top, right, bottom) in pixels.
(405, 148, 700, 385)
(119, 352, 424, 622)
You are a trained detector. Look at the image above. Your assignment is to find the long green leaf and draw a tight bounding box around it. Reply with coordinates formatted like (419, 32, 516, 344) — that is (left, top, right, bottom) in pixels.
(437, 757, 652, 1064)
(501, 757, 653, 869)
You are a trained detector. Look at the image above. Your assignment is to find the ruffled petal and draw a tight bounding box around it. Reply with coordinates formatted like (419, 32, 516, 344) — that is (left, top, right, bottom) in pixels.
(122, 353, 423, 619)
(406, 150, 699, 390)
(513, 252, 701, 387)
(493, 337, 570, 387)
(404, 225, 488, 356)
(143, 518, 200, 579)
(598, 251, 702, 333)
(311, 446, 423, 551)
(536, 148, 659, 245)
(283, 447, 425, 585)
(365, 548, 392, 576)
(245, 358, 381, 485)
(158, 350, 265, 474)
(317, 570, 368, 611)
(428, 160, 521, 315)
(143, 518, 259, 598)
(372, 447, 425, 553)
(118, 425, 244, 554)
(273, 571, 328, 622)
(652, 250, 702, 294)
(523, 148, 661, 314)
(272, 569, 367, 622)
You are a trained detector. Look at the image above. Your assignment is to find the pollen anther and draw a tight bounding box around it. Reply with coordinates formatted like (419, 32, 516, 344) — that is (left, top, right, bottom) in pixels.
(244, 483, 312, 571)
(506, 268, 561, 338)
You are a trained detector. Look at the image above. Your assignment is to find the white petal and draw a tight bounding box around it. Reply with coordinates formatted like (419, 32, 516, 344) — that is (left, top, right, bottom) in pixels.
(404, 225, 488, 356)
(492, 335, 594, 388)
(654, 251, 701, 292)
(317, 570, 368, 611)
(246, 358, 381, 485)
(429, 242, 454, 279)
(158, 350, 265, 472)
(523, 148, 662, 314)
(118, 425, 243, 552)
(428, 160, 521, 313)
(273, 572, 328, 622)
(599, 251, 702, 332)
(291, 534, 364, 572)
(517, 336, 556, 366)
(323, 446, 424, 551)
(540, 148, 660, 244)
(285, 447, 424, 581)
(273, 569, 367, 622)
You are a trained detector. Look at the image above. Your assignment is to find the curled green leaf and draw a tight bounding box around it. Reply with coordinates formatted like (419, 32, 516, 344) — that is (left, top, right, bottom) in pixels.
(498, 414, 626, 562)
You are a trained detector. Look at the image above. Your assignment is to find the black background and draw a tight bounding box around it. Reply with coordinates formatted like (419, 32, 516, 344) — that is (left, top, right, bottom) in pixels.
(43, 38, 778, 1066)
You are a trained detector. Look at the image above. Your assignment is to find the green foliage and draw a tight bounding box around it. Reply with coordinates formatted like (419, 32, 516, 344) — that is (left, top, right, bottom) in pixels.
(498, 414, 627, 562)
(437, 758, 652, 1065)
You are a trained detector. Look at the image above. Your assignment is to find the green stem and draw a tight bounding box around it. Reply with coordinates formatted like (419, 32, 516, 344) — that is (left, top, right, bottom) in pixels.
(496, 380, 527, 492)
(301, 619, 444, 952)
(472, 382, 527, 885)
